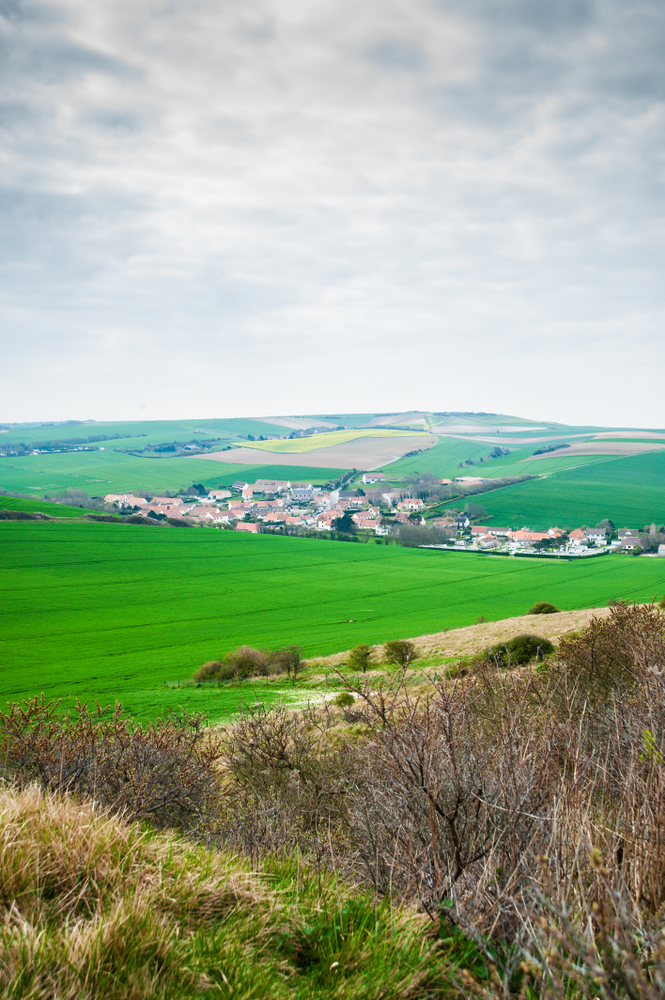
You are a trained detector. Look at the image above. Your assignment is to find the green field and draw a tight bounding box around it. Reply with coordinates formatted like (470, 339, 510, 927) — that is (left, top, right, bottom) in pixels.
(467, 451, 665, 529)
(0, 496, 86, 517)
(242, 428, 429, 454)
(0, 450, 348, 497)
(2, 521, 665, 721)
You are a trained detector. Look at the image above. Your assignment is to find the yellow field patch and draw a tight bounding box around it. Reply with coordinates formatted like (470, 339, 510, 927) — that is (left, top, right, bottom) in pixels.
(239, 428, 429, 454)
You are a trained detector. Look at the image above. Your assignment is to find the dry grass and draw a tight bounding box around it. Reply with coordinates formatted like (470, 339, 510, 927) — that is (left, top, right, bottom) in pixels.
(308, 607, 612, 669)
(0, 784, 267, 999)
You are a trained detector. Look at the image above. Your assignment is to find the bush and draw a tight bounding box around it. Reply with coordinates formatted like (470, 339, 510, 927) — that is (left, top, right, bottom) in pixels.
(0, 697, 223, 831)
(347, 644, 374, 673)
(334, 691, 355, 708)
(527, 601, 559, 615)
(383, 639, 419, 667)
(486, 633, 554, 667)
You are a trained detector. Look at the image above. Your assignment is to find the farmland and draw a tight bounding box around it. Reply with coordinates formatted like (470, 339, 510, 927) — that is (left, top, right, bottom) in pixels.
(0, 451, 347, 496)
(474, 450, 665, 529)
(241, 428, 433, 453)
(0, 496, 85, 517)
(2, 521, 665, 721)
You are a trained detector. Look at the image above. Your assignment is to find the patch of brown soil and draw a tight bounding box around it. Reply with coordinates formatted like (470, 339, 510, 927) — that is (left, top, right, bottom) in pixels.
(195, 434, 436, 471)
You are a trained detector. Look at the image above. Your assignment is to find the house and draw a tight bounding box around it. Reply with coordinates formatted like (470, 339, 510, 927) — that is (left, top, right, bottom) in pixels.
(151, 496, 182, 506)
(396, 498, 424, 512)
(236, 522, 259, 533)
(207, 490, 231, 501)
(254, 479, 290, 493)
(362, 472, 386, 484)
(183, 504, 225, 522)
(455, 514, 470, 530)
(488, 527, 511, 537)
(358, 518, 382, 532)
(478, 535, 501, 550)
(659, 545, 665, 557)
(393, 511, 425, 525)
(292, 482, 313, 490)
(621, 536, 640, 551)
(585, 527, 608, 545)
(316, 512, 338, 530)
(231, 481, 248, 493)
(618, 528, 639, 540)
(568, 528, 586, 545)
(291, 488, 314, 502)
(470, 525, 491, 536)
(241, 485, 255, 500)
(510, 529, 548, 544)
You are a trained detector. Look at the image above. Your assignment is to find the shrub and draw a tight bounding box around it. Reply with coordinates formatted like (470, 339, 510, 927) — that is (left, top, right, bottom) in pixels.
(334, 691, 355, 708)
(0, 697, 223, 831)
(486, 633, 554, 667)
(383, 639, 419, 667)
(347, 644, 374, 673)
(527, 601, 559, 615)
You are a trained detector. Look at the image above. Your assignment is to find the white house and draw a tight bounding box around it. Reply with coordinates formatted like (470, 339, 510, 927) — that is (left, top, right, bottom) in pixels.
(362, 472, 386, 484)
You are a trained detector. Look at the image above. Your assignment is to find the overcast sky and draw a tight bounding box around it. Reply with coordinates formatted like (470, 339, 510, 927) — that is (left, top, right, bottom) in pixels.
(1, 0, 664, 427)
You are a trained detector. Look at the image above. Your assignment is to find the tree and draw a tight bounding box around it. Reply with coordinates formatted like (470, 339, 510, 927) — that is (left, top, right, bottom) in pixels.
(383, 640, 419, 668)
(275, 646, 304, 685)
(463, 502, 488, 520)
(336, 513, 354, 532)
(348, 644, 374, 674)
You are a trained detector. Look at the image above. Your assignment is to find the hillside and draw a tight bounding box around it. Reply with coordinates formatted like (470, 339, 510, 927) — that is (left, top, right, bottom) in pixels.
(2, 520, 664, 720)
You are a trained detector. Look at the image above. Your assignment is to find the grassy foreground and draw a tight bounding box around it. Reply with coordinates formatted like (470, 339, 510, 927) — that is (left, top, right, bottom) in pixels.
(2, 520, 665, 720)
(0, 784, 470, 1000)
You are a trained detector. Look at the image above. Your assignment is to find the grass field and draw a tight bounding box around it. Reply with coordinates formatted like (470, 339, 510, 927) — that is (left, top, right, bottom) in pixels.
(241, 428, 430, 454)
(0, 450, 348, 497)
(0, 417, 290, 447)
(466, 450, 665, 529)
(0, 496, 85, 517)
(2, 521, 665, 721)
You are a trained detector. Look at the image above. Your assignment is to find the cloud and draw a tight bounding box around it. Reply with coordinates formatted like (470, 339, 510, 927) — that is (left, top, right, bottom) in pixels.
(0, 0, 664, 425)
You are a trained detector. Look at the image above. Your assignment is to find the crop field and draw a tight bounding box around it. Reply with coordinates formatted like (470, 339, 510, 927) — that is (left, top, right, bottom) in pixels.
(241, 428, 432, 454)
(0, 417, 290, 447)
(2, 521, 665, 721)
(469, 450, 665, 529)
(0, 448, 347, 497)
(0, 496, 85, 517)
(0, 450, 238, 496)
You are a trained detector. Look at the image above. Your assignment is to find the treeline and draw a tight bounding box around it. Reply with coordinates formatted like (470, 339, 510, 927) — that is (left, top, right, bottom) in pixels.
(0, 433, 146, 457)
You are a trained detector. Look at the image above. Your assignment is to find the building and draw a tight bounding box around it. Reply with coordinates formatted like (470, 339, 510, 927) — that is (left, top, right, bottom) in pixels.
(231, 481, 248, 492)
(207, 490, 231, 501)
(585, 527, 608, 545)
(362, 472, 386, 484)
(254, 479, 290, 493)
(455, 514, 470, 530)
(658, 545, 665, 557)
(396, 498, 425, 512)
(236, 522, 259, 533)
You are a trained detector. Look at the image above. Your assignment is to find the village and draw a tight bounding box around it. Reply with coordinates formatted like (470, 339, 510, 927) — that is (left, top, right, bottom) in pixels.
(104, 471, 660, 557)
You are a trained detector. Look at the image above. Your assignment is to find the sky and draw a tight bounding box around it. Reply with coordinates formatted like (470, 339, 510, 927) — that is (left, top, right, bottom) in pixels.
(1, 0, 664, 427)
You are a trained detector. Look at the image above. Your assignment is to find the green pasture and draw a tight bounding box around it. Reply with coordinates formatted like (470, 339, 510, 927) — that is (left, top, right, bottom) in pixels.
(0, 449, 348, 497)
(0, 417, 290, 447)
(384, 436, 501, 480)
(2, 521, 665, 721)
(468, 451, 665, 529)
(0, 496, 85, 517)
